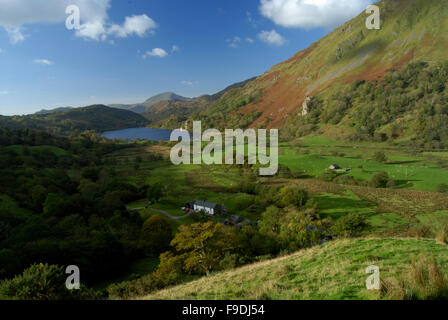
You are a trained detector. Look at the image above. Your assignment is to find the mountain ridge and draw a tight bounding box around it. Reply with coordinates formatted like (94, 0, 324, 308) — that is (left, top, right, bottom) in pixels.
(0, 105, 150, 136)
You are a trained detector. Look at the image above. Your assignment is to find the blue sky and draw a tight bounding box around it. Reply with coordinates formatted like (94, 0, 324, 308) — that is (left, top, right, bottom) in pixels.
(0, 0, 373, 115)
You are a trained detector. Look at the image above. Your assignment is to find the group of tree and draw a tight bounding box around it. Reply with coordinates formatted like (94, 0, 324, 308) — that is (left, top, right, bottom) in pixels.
(0, 128, 165, 288)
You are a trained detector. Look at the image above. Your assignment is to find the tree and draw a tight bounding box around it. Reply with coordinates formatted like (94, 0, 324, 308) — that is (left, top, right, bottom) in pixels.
(331, 213, 369, 237)
(147, 183, 164, 203)
(259, 206, 284, 236)
(170, 222, 239, 276)
(43, 193, 69, 217)
(275, 186, 308, 208)
(140, 215, 172, 255)
(279, 207, 330, 251)
(370, 171, 390, 188)
(81, 167, 100, 182)
(373, 151, 388, 163)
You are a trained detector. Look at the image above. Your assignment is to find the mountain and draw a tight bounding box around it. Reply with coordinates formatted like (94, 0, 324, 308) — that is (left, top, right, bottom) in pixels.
(0, 105, 150, 136)
(194, 0, 448, 148)
(145, 77, 257, 128)
(110, 92, 192, 114)
(142, 92, 192, 108)
(35, 107, 73, 115)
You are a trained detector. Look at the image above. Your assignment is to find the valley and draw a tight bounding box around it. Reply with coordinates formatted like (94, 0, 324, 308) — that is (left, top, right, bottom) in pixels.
(1, 0, 448, 303)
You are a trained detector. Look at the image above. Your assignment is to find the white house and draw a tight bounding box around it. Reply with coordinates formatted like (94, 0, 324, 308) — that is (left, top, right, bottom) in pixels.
(190, 200, 227, 216)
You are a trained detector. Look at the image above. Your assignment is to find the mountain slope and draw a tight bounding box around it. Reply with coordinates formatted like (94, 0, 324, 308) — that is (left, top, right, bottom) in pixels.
(0, 105, 150, 136)
(143, 238, 448, 300)
(34, 107, 73, 115)
(110, 92, 192, 113)
(142, 77, 258, 128)
(195, 0, 448, 141)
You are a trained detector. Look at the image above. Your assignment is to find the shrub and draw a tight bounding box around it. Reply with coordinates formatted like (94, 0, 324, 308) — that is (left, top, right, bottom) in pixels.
(319, 169, 338, 182)
(107, 252, 184, 300)
(333, 175, 357, 186)
(331, 213, 369, 237)
(370, 171, 390, 188)
(437, 184, 448, 194)
(140, 215, 173, 255)
(275, 186, 308, 208)
(373, 151, 388, 163)
(381, 255, 448, 300)
(0, 264, 100, 300)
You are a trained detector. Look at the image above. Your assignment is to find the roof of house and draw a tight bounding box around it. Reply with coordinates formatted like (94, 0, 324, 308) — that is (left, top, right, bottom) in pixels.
(194, 200, 219, 209)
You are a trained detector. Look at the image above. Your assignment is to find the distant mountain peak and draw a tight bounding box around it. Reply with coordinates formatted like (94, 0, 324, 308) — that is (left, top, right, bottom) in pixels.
(35, 107, 73, 115)
(142, 92, 192, 106)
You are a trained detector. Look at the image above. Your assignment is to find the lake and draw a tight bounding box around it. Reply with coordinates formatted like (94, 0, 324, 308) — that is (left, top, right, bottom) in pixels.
(101, 127, 173, 141)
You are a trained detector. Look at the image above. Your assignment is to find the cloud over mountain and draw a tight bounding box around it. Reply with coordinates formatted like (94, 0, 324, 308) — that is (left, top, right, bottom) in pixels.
(259, 0, 373, 29)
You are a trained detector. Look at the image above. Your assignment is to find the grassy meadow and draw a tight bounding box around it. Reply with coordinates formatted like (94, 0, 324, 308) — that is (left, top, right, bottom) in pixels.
(143, 238, 448, 300)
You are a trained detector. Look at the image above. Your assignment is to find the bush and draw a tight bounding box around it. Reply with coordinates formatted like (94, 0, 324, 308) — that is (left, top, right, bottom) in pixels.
(370, 171, 390, 188)
(107, 252, 184, 300)
(437, 184, 448, 194)
(381, 255, 448, 300)
(333, 175, 357, 186)
(275, 186, 308, 208)
(331, 213, 369, 237)
(140, 215, 173, 255)
(0, 264, 100, 300)
(373, 151, 387, 163)
(319, 169, 338, 182)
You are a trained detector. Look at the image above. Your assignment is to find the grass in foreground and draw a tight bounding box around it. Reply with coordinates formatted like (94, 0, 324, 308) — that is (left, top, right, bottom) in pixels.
(142, 238, 448, 300)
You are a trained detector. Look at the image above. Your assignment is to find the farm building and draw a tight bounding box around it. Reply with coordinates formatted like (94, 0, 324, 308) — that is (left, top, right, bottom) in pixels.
(186, 200, 227, 216)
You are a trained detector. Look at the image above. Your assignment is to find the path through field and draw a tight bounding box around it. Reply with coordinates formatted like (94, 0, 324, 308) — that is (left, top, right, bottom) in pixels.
(128, 206, 191, 220)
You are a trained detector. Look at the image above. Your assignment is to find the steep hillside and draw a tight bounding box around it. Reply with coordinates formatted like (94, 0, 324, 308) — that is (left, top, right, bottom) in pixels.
(0, 105, 150, 136)
(194, 0, 448, 145)
(143, 238, 448, 300)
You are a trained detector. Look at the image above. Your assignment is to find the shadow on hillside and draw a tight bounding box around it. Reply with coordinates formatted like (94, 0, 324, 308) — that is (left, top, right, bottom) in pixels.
(386, 160, 421, 165)
(314, 194, 376, 218)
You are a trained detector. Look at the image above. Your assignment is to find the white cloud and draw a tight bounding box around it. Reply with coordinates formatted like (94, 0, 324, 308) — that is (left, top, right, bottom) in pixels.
(76, 20, 107, 41)
(246, 37, 255, 44)
(5, 26, 26, 44)
(142, 48, 168, 59)
(0, 0, 157, 43)
(258, 30, 286, 46)
(227, 36, 242, 48)
(0, 48, 3, 53)
(33, 59, 53, 65)
(259, 0, 373, 29)
(171, 45, 180, 53)
(181, 81, 193, 86)
(0, 90, 8, 95)
(109, 14, 156, 38)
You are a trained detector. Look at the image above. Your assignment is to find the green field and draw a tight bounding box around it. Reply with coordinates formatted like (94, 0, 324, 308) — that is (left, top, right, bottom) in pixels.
(100, 138, 448, 292)
(279, 136, 448, 191)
